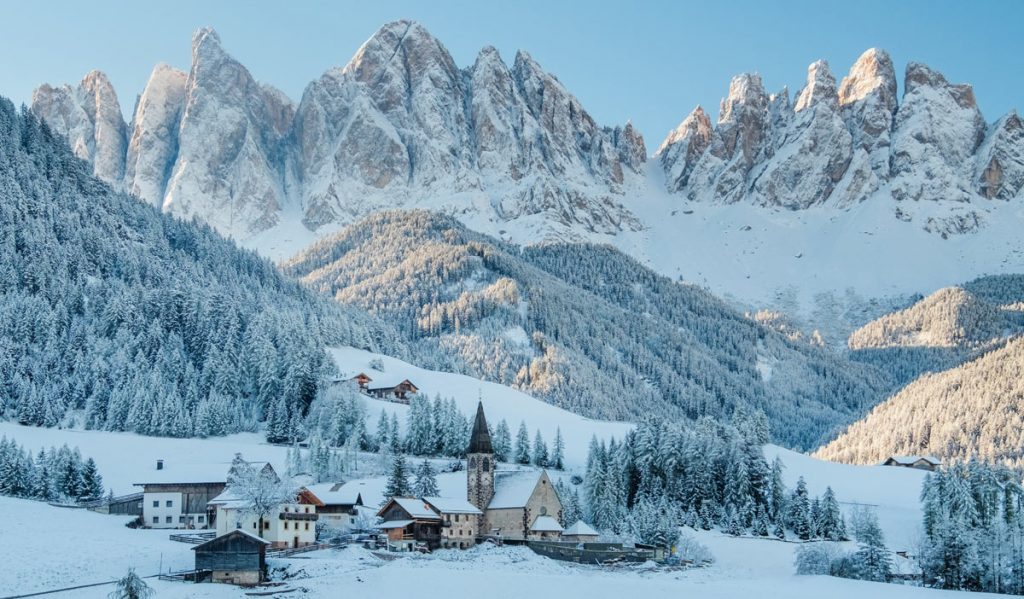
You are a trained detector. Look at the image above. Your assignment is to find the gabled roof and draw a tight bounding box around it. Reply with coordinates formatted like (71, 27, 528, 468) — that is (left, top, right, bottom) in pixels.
(530, 515, 563, 532)
(367, 376, 417, 390)
(191, 529, 269, 551)
(135, 461, 273, 487)
(377, 519, 415, 529)
(563, 520, 599, 536)
(467, 402, 493, 454)
(378, 497, 441, 520)
(488, 471, 543, 509)
(884, 455, 941, 466)
(423, 496, 483, 515)
(303, 482, 364, 507)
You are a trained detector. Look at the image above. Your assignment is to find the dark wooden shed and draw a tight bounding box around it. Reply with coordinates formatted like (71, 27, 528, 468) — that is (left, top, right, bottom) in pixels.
(192, 529, 270, 585)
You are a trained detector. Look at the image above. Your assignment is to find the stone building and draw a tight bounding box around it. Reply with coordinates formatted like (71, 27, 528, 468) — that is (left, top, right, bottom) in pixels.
(466, 402, 564, 541)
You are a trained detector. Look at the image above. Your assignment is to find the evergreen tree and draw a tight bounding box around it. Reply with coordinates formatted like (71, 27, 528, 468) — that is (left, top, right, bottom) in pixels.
(514, 421, 531, 465)
(532, 430, 549, 467)
(787, 476, 813, 540)
(413, 459, 440, 497)
(551, 427, 565, 470)
(80, 458, 103, 500)
(493, 419, 512, 462)
(383, 454, 412, 500)
(852, 509, 892, 582)
(817, 486, 847, 541)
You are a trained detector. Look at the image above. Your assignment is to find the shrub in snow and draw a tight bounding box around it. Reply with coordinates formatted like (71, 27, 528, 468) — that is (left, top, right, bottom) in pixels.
(674, 533, 714, 565)
(108, 569, 153, 599)
(795, 542, 842, 576)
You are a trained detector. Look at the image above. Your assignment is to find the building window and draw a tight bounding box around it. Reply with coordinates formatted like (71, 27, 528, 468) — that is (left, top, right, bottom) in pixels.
(253, 523, 257, 529)
(165, 516, 172, 524)
(152, 516, 159, 524)
(284, 507, 289, 513)
(179, 516, 185, 523)
(264, 521, 270, 530)
(198, 515, 205, 523)
(284, 522, 289, 530)
(305, 523, 310, 531)
(152, 500, 159, 508)
(483, 458, 490, 472)
(166, 500, 173, 508)
(305, 507, 310, 514)
(540, 506, 548, 516)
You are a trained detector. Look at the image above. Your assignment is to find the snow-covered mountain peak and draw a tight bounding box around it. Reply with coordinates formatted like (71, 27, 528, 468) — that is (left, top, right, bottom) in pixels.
(794, 60, 838, 112)
(719, 73, 768, 123)
(655, 106, 713, 192)
(838, 48, 896, 108)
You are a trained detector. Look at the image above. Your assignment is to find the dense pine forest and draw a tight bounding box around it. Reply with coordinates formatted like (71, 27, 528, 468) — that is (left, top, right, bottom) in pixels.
(0, 100, 404, 439)
(284, 210, 897, 450)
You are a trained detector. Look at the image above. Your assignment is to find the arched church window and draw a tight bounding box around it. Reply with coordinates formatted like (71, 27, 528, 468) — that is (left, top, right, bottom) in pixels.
(470, 457, 477, 468)
(483, 458, 490, 472)
(540, 506, 548, 516)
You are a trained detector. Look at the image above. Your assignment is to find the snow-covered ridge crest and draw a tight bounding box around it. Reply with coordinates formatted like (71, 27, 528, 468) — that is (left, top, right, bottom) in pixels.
(33, 20, 645, 243)
(657, 47, 1024, 220)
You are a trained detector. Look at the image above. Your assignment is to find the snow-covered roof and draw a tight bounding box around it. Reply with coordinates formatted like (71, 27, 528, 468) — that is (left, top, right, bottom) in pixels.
(488, 471, 542, 509)
(562, 520, 599, 536)
(389, 497, 441, 520)
(884, 455, 941, 466)
(377, 519, 415, 529)
(530, 515, 563, 532)
(304, 482, 364, 506)
(135, 461, 272, 486)
(191, 529, 270, 550)
(423, 496, 482, 515)
(208, 488, 245, 508)
(367, 375, 417, 390)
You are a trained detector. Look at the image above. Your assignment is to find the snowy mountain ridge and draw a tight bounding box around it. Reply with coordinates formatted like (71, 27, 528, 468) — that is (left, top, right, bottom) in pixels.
(31, 22, 1024, 319)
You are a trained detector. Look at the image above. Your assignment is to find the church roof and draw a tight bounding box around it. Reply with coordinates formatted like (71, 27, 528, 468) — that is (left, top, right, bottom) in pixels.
(563, 520, 599, 536)
(488, 470, 543, 509)
(467, 402, 493, 454)
(530, 515, 563, 532)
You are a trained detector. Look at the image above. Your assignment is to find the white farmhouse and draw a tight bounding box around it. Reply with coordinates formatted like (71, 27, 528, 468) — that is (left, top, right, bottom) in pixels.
(208, 487, 319, 549)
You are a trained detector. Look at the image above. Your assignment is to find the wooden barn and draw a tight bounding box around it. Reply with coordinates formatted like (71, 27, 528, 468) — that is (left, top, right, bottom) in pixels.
(192, 529, 269, 586)
(84, 492, 144, 516)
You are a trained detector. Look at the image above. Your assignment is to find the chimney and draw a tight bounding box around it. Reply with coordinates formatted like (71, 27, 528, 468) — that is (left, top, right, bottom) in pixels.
(156, 459, 164, 471)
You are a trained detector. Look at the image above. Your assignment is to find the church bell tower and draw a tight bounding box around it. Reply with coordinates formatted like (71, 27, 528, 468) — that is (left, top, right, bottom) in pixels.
(466, 401, 495, 512)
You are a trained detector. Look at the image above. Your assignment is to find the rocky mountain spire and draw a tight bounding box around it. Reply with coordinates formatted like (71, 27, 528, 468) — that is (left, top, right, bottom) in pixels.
(891, 62, 986, 203)
(685, 73, 770, 203)
(656, 106, 712, 192)
(124, 64, 187, 207)
(975, 110, 1024, 200)
(31, 70, 127, 184)
(750, 60, 852, 209)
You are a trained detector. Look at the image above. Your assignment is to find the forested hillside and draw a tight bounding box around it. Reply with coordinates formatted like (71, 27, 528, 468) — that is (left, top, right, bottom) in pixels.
(285, 211, 895, 450)
(816, 336, 1024, 466)
(0, 99, 403, 439)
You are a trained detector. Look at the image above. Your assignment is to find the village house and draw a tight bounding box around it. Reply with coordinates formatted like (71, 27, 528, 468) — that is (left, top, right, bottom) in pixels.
(377, 497, 444, 551)
(192, 529, 269, 586)
(333, 372, 373, 391)
(882, 455, 942, 471)
(466, 403, 565, 542)
(135, 460, 231, 529)
(376, 496, 483, 550)
(303, 481, 371, 530)
(366, 377, 419, 403)
(82, 492, 144, 517)
(208, 487, 319, 549)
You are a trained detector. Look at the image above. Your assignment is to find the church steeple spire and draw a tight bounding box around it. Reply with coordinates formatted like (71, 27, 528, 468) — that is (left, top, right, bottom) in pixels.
(467, 401, 493, 455)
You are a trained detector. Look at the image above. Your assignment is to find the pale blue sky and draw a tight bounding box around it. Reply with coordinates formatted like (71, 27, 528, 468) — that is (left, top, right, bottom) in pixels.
(3, 0, 1022, 146)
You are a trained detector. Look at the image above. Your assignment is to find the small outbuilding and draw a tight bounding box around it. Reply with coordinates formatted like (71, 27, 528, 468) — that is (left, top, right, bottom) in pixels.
(882, 455, 941, 472)
(561, 520, 600, 543)
(192, 529, 269, 586)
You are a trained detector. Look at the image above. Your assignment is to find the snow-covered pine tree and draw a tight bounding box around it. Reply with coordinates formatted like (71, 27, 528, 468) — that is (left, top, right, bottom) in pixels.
(532, 430, 549, 467)
(817, 486, 847, 541)
(493, 419, 512, 462)
(515, 421, 531, 465)
(551, 427, 565, 470)
(413, 459, 440, 497)
(383, 454, 412, 500)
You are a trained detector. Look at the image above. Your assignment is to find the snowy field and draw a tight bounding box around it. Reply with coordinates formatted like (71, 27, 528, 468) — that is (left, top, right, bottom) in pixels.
(0, 496, 994, 599)
(0, 345, 946, 597)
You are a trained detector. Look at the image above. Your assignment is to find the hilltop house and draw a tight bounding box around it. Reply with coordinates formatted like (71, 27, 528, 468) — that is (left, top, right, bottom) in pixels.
(367, 377, 419, 403)
(466, 402, 564, 541)
(882, 455, 942, 471)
